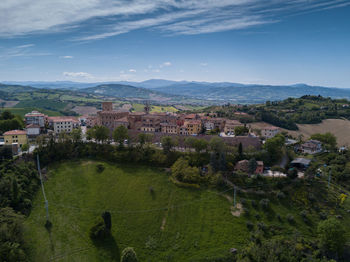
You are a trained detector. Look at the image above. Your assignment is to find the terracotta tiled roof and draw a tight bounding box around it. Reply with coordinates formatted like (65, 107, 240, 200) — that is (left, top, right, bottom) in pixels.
(4, 130, 27, 135)
(48, 116, 79, 123)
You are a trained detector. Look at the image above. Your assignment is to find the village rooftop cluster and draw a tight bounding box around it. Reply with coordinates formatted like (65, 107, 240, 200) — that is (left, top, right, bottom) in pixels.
(0, 101, 324, 173)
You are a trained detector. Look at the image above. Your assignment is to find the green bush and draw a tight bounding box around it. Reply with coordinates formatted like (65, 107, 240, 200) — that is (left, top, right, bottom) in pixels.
(96, 164, 105, 173)
(246, 221, 254, 230)
(251, 200, 257, 208)
(259, 199, 270, 210)
(121, 247, 138, 262)
(286, 214, 295, 224)
(277, 191, 285, 199)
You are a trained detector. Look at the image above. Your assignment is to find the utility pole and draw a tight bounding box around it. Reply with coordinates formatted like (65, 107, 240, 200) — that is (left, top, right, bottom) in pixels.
(37, 154, 49, 221)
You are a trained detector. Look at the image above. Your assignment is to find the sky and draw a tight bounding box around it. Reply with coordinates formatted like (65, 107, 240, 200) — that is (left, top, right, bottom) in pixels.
(0, 0, 349, 88)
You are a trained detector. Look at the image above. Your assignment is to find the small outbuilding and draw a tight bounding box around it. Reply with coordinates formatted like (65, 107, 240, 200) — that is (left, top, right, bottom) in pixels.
(290, 158, 311, 170)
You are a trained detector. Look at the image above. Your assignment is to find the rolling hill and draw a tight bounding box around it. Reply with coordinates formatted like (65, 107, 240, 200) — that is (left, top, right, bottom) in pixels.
(2, 80, 350, 104)
(147, 82, 350, 103)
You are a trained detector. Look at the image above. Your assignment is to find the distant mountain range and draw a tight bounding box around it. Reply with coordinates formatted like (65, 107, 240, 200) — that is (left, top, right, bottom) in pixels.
(2, 80, 350, 104)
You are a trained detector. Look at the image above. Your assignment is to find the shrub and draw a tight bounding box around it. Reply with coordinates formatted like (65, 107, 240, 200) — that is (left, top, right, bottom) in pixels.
(251, 200, 257, 208)
(90, 211, 112, 240)
(96, 164, 105, 173)
(121, 247, 138, 262)
(240, 198, 247, 206)
(308, 193, 316, 203)
(277, 213, 282, 222)
(255, 214, 261, 220)
(276, 191, 285, 200)
(286, 214, 295, 223)
(257, 222, 267, 232)
(259, 199, 270, 210)
(317, 218, 347, 254)
(319, 212, 327, 220)
(246, 221, 254, 230)
(243, 208, 250, 216)
(300, 210, 307, 219)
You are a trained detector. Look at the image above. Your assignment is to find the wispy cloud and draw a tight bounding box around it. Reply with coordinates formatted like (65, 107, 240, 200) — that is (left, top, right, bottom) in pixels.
(0, 44, 50, 59)
(63, 71, 93, 79)
(0, 1, 347, 39)
(129, 69, 136, 73)
(60, 55, 73, 59)
(160, 61, 172, 68)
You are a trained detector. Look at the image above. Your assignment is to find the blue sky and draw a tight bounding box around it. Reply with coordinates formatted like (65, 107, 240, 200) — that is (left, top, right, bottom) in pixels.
(0, 0, 349, 88)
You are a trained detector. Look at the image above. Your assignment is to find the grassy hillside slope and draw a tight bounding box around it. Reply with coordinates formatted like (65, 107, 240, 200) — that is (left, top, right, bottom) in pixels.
(24, 161, 247, 261)
(24, 160, 350, 261)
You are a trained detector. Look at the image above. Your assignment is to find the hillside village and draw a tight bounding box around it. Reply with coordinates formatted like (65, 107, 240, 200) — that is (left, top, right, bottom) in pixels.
(1, 101, 328, 171)
(1, 99, 349, 261)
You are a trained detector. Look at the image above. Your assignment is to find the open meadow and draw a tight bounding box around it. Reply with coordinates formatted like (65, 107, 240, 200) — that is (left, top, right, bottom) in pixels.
(24, 161, 247, 261)
(24, 160, 350, 261)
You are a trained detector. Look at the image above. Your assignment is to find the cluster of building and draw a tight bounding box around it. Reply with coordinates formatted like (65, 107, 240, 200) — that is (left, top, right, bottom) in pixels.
(0, 102, 284, 155)
(85, 102, 281, 138)
(0, 111, 80, 153)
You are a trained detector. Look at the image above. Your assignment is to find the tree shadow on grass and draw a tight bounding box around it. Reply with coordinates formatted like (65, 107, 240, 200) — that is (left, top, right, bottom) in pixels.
(92, 235, 120, 262)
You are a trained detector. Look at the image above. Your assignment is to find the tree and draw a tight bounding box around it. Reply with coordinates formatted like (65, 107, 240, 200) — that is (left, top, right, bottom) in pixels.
(113, 125, 129, 147)
(86, 128, 95, 141)
(138, 133, 153, 148)
(209, 137, 225, 154)
(0, 110, 14, 120)
(192, 139, 208, 153)
(234, 126, 249, 136)
(264, 134, 285, 164)
(94, 126, 109, 143)
(21, 144, 29, 152)
(171, 157, 201, 183)
(248, 158, 257, 174)
(184, 136, 196, 150)
(161, 136, 177, 155)
(90, 211, 112, 240)
(71, 128, 82, 143)
(121, 247, 138, 262)
(317, 218, 347, 255)
(0, 208, 26, 262)
(310, 133, 337, 150)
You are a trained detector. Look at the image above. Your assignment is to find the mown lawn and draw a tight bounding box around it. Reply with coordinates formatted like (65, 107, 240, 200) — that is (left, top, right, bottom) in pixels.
(24, 160, 248, 262)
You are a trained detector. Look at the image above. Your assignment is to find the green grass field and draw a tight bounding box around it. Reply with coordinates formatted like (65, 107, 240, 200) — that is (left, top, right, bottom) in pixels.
(24, 161, 248, 261)
(24, 160, 350, 261)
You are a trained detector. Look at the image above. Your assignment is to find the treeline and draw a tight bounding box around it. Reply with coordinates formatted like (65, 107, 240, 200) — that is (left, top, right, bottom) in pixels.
(209, 96, 350, 130)
(0, 159, 40, 261)
(0, 110, 24, 134)
(260, 111, 298, 130)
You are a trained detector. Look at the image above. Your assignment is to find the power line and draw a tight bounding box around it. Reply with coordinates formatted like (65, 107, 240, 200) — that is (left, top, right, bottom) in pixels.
(37, 154, 50, 221)
(46, 180, 294, 215)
